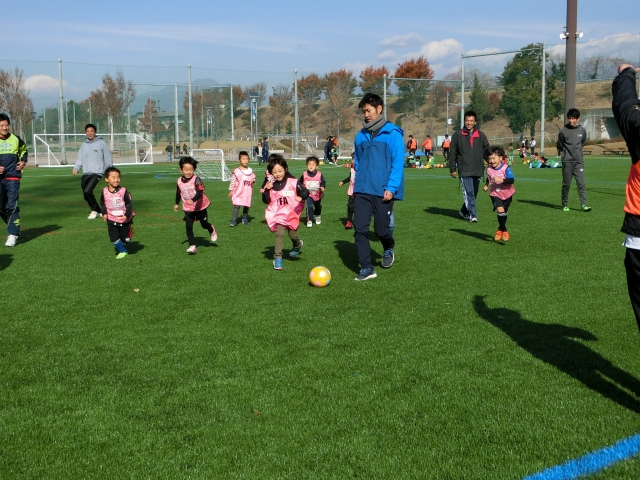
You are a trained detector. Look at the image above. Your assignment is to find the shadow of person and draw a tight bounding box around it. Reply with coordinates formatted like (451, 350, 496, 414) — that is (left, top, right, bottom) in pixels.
(450, 228, 495, 243)
(424, 207, 462, 219)
(517, 199, 564, 210)
(473, 295, 640, 414)
(19, 225, 62, 244)
(126, 241, 144, 255)
(0, 253, 12, 270)
(333, 239, 360, 272)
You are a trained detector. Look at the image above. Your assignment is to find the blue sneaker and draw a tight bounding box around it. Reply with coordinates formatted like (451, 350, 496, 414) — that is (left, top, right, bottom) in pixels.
(381, 249, 394, 268)
(354, 267, 377, 281)
(242, 217, 249, 226)
(273, 258, 283, 270)
(290, 240, 303, 257)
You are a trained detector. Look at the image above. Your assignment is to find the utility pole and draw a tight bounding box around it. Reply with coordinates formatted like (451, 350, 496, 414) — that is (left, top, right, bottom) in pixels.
(564, 0, 578, 122)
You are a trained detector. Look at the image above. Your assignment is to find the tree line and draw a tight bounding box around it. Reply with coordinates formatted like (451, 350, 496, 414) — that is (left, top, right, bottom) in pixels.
(0, 47, 631, 145)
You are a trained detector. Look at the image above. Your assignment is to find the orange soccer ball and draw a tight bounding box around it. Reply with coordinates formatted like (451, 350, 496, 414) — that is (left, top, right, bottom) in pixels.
(309, 266, 331, 287)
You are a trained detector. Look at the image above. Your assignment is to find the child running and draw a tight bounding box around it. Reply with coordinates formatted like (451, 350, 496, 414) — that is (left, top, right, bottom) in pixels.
(100, 167, 134, 259)
(338, 156, 355, 229)
(174, 156, 217, 254)
(228, 150, 256, 226)
(262, 154, 309, 270)
(300, 156, 326, 228)
(483, 145, 515, 242)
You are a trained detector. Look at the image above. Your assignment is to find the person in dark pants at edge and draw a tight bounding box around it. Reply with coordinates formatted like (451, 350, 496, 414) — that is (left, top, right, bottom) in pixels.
(73, 123, 113, 219)
(352, 93, 404, 281)
(449, 110, 490, 223)
(612, 63, 640, 328)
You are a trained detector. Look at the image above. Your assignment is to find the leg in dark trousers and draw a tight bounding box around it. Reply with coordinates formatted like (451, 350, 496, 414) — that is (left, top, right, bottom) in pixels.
(353, 193, 394, 270)
(346, 195, 355, 222)
(81, 174, 102, 212)
(561, 162, 575, 207)
(625, 248, 640, 330)
(305, 196, 315, 221)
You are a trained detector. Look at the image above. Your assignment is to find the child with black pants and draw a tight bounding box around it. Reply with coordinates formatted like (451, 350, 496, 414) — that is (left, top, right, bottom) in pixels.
(174, 157, 217, 255)
(100, 167, 134, 259)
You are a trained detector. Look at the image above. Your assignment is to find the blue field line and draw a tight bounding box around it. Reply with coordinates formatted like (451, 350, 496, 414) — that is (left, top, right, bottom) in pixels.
(523, 433, 640, 480)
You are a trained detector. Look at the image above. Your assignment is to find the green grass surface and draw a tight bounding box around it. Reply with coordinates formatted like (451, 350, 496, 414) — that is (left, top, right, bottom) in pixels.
(2, 156, 640, 479)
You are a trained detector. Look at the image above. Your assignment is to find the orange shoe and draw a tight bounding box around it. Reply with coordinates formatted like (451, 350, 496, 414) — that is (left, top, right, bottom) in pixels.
(494, 230, 503, 242)
(501, 231, 510, 242)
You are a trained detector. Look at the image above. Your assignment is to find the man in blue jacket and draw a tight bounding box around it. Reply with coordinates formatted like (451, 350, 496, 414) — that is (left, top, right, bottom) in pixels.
(352, 93, 404, 281)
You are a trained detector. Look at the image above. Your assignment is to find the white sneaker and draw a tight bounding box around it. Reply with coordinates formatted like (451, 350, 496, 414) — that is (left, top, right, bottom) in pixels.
(88, 211, 100, 219)
(307, 220, 313, 228)
(210, 226, 218, 242)
(187, 245, 197, 255)
(5, 235, 17, 247)
(316, 216, 322, 225)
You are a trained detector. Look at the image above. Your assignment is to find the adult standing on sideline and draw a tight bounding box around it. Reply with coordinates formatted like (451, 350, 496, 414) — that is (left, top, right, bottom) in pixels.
(165, 142, 173, 162)
(0, 113, 27, 247)
(73, 123, 113, 219)
(407, 135, 417, 156)
(421, 135, 432, 157)
(262, 137, 269, 166)
(612, 63, 640, 328)
(530, 137, 536, 156)
(352, 93, 404, 281)
(449, 110, 489, 223)
(442, 134, 451, 162)
(558, 108, 591, 212)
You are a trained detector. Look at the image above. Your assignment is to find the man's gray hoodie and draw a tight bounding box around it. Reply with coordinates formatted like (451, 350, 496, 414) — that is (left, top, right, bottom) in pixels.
(74, 136, 113, 175)
(558, 123, 587, 163)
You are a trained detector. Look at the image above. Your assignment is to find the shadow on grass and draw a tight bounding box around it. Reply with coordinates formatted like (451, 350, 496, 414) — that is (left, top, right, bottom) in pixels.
(0, 253, 12, 270)
(19, 224, 62, 244)
(126, 241, 144, 255)
(450, 228, 495, 242)
(473, 295, 640, 414)
(424, 207, 461, 219)
(333, 239, 360, 272)
(589, 188, 625, 197)
(517, 199, 563, 210)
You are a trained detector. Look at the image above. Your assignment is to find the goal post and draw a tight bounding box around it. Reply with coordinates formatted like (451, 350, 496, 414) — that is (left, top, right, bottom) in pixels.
(190, 149, 232, 181)
(33, 133, 154, 167)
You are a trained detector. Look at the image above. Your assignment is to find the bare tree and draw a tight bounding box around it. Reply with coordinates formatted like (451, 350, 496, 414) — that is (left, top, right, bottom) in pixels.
(298, 73, 323, 132)
(0, 67, 35, 138)
(88, 70, 136, 131)
(246, 82, 267, 106)
(323, 69, 357, 139)
(268, 84, 293, 134)
(577, 55, 631, 81)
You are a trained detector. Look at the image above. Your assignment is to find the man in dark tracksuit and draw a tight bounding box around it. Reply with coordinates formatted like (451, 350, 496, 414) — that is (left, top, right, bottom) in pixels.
(449, 110, 489, 222)
(612, 63, 640, 328)
(558, 109, 591, 212)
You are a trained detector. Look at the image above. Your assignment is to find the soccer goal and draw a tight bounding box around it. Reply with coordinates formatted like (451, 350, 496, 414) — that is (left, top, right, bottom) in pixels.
(33, 134, 153, 167)
(190, 149, 232, 181)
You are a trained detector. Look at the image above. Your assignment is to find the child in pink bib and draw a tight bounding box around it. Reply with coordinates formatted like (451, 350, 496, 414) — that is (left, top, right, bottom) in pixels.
(174, 157, 217, 255)
(261, 155, 309, 270)
(228, 150, 255, 226)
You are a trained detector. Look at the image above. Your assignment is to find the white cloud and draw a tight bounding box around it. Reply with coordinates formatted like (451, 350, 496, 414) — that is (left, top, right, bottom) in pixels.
(24, 74, 60, 92)
(379, 33, 425, 48)
(377, 49, 399, 62)
(548, 33, 640, 62)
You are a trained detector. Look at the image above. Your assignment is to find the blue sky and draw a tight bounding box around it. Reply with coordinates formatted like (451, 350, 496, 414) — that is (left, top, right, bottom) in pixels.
(6, 0, 640, 109)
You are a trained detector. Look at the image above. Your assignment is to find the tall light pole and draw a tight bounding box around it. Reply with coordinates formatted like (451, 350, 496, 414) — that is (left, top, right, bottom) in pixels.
(562, 0, 582, 122)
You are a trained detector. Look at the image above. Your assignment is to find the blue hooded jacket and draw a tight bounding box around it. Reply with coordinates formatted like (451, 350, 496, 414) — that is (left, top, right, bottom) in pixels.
(353, 121, 405, 200)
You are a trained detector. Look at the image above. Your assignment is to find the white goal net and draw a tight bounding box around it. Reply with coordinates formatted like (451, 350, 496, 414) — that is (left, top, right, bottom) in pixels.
(190, 149, 232, 181)
(33, 133, 153, 167)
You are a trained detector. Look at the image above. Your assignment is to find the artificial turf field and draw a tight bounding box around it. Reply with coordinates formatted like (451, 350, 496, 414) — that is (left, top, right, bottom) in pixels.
(2, 156, 640, 479)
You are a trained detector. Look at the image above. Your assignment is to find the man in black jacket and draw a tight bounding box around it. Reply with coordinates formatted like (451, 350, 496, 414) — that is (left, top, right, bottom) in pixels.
(612, 63, 640, 328)
(449, 110, 490, 222)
